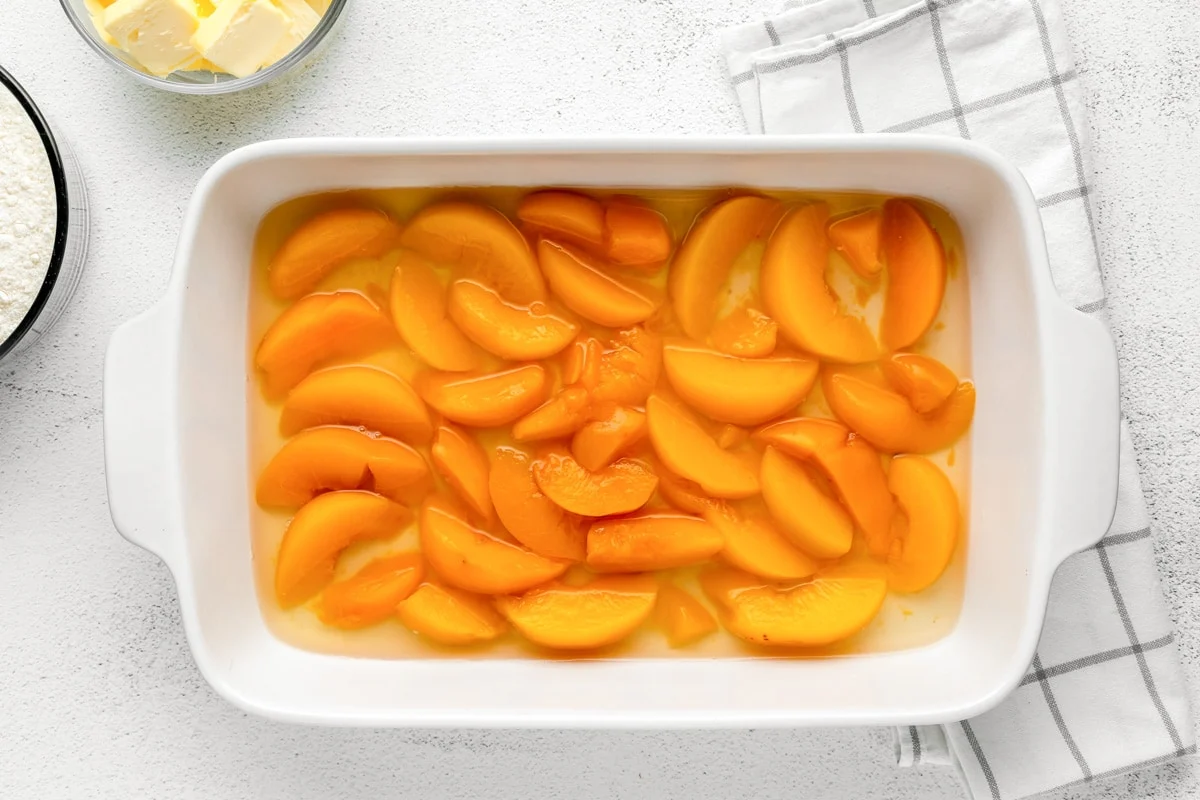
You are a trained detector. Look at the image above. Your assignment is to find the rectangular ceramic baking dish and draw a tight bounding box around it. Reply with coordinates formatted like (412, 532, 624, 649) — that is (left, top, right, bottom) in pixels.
(103, 137, 1120, 727)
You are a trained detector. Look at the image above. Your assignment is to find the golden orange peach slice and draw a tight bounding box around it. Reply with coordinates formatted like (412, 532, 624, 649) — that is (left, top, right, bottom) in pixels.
(446, 279, 578, 361)
(269, 208, 402, 300)
(415, 364, 548, 427)
(256, 290, 397, 398)
(592, 325, 662, 405)
(496, 575, 658, 650)
(709, 305, 778, 358)
(399, 201, 546, 304)
(759, 446, 852, 559)
(395, 579, 508, 645)
(645, 395, 759, 499)
(709, 505, 820, 582)
(571, 405, 647, 472)
(489, 447, 587, 561)
(761, 204, 879, 364)
(561, 334, 603, 390)
(715, 424, 749, 450)
(256, 426, 430, 508)
(537, 239, 661, 327)
(661, 339, 818, 426)
(533, 448, 658, 517)
(827, 208, 883, 278)
(654, 583, 718, 648)
(887, 455, 960, 593)
(669, 195, 781, 340)
(517, 190, 605, 248)
(316, 552, 424, 629)
(279, 365, 433, 444)
(274, 490, 411, 607)
(822, 369, 976, 453)
(602, 201, 673, 269)
(419, 495, 568, 594)
(879, 199, 947, 350)
(880, 352, 959, 413)
(586, 512, 724, 572)
(390, 250, 482, 372)
(655, 468, 722, 516)
(431, 424, 493, 520)
(512, 387, 591, 442)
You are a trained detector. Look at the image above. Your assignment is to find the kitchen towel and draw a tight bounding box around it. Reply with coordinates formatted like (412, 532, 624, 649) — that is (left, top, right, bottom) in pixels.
(720, 0, 1195, 797)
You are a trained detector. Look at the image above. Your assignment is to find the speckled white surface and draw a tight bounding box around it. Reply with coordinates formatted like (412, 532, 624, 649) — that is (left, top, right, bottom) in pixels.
(0, 1, 1197, 797)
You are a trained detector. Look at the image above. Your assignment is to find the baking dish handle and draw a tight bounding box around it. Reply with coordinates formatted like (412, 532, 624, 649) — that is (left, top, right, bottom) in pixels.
(103, 301, 182, 569)
(1043, 300, 1121, 564)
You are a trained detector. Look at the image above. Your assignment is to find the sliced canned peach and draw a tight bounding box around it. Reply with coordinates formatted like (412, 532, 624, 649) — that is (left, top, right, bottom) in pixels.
(537, 240, 660, 327)
(390, 250, 482, 372)
(827, 208, 883, 278)
(586, 512, 724, 572)
(257, 426, 429, 508)
(269, 208, 401, 299)
(395, 579, 508, 645)
(419, 495, 568, 594)
(887, 455, 960, 593)
(399, 201, 545, 304)
(710, 506, 819, 582)
(317, 552, 424, 629)
(701, 564, 887, 647)
(496, 575, 658, 650)
(715, 424, 749, 450)
(532, 448, 658, 517)
(655, 468, 722, 516)
(822, 368, 976, 453)
(646, 395, 759, 499)
(274, 490, 411, 607)
(446, 279, 578, 361)
(561, 334, 603, 389)
(759, 446, 852, 559)
(512, 386, 591, 442)
(430, 424, 492, 520)
(709, 305, 778, 358)
(661, 339, 818, 426)
(592, 325, 662, 405)
(415, 364, 548, 427)
(489, 447, 587, 561)
(571, 405, 647, 471)
(517, 190, 605, 248)
(880, 352, 959, 413)
(880, 199, 947, 350)
(279, 365, 433, 444)
(669, 195, 781, 340)
(756, 417, 894, 558)
(654, 583, 717, 647)
(761, 204, 879, 364)
(602, 201, 672, 269)
(256, 290, 397, 397)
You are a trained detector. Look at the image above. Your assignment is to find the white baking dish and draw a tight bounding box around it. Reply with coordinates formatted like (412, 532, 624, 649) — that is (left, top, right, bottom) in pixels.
(103, 137, 1119, 727)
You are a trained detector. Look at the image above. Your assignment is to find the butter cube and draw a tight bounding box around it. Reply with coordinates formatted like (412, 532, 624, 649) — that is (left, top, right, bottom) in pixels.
(102, 0, 201, 76)
(191, 0, 289, 78)
(263, 0, 321, 67)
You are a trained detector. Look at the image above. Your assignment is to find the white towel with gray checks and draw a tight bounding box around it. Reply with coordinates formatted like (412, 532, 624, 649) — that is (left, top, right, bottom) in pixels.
(721, 0, 1195, 797)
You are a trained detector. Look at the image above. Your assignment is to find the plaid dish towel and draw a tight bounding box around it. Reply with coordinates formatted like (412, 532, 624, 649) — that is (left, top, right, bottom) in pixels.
(721, 0, 1194, 797)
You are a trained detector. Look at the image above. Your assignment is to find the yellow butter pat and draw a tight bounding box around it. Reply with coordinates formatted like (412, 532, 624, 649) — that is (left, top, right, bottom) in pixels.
(263, 0, 320, 66)
(192, 0, 289, 78)
(102, 0, 202, 76)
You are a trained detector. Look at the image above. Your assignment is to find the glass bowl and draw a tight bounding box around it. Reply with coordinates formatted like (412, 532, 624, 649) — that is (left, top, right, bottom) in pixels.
(58, 0, 348, 95)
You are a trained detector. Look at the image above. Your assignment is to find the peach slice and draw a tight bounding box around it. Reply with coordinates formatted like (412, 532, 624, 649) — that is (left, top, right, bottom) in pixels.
(592, 325, 662, 405)
(602, 201, 672, 269)
(419, 495, 568, 594)
(761, 204, 879, 364)
(822, 369, 976, 453)
(755, 417, 894, 558)
(390, 250, 482, 372)
(537, 240, 660, 327)
(512, 387, 591, 442)
(517, 190, 605, 248)
(759, 446, 852, 559)
(399, 201, 545, 304)
(489, 447, 587, 560)
(880, 352, 959, 413)
(496, 575, 658, 650)
(700, 564, 887, 647)
(431, 424, 492, 520)
(269, 208, 401, 300)
(887, 455, 960, 593)
(274, 490, 411, 607)
(415, 364, 548, 427)
(654, 584, 718, 647)
(661, 339, 818, 426)
(880, 199, 947, 350)
(586, 512, 724, 572)
(316, 552, 424, 629)
(669, 195, 781, 340)
(446, 279, 578, 361)
(828, 208, 883, 278)
(710, 506, 819, 582)
(645, 395, 759, 499)
(279, 365, 433, 444)
(256, 291, 397, 398)
(395, 579, 508, 645)
(709, 305, 778, 358)
(532, 448, 658, 517)
(716, 424, 749, 450)
(571, 405, 647, 471)
(562, 335, 603, 390)
(655, 468, 722, 516)
(256, 426, 429, 508)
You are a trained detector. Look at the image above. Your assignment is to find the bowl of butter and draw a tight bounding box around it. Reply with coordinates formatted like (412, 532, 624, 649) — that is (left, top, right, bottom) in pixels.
(60, 0, 345, 94)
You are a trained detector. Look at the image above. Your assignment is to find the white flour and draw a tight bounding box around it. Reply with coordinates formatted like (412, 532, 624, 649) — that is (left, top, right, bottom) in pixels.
(0, 82, 56, 344)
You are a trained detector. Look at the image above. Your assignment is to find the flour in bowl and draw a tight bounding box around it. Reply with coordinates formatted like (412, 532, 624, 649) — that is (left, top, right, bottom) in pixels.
(0, 82, 56, 344)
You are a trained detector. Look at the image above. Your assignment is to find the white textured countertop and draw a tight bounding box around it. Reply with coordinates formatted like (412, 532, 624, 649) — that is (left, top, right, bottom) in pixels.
(1, 1, 1197, 798)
